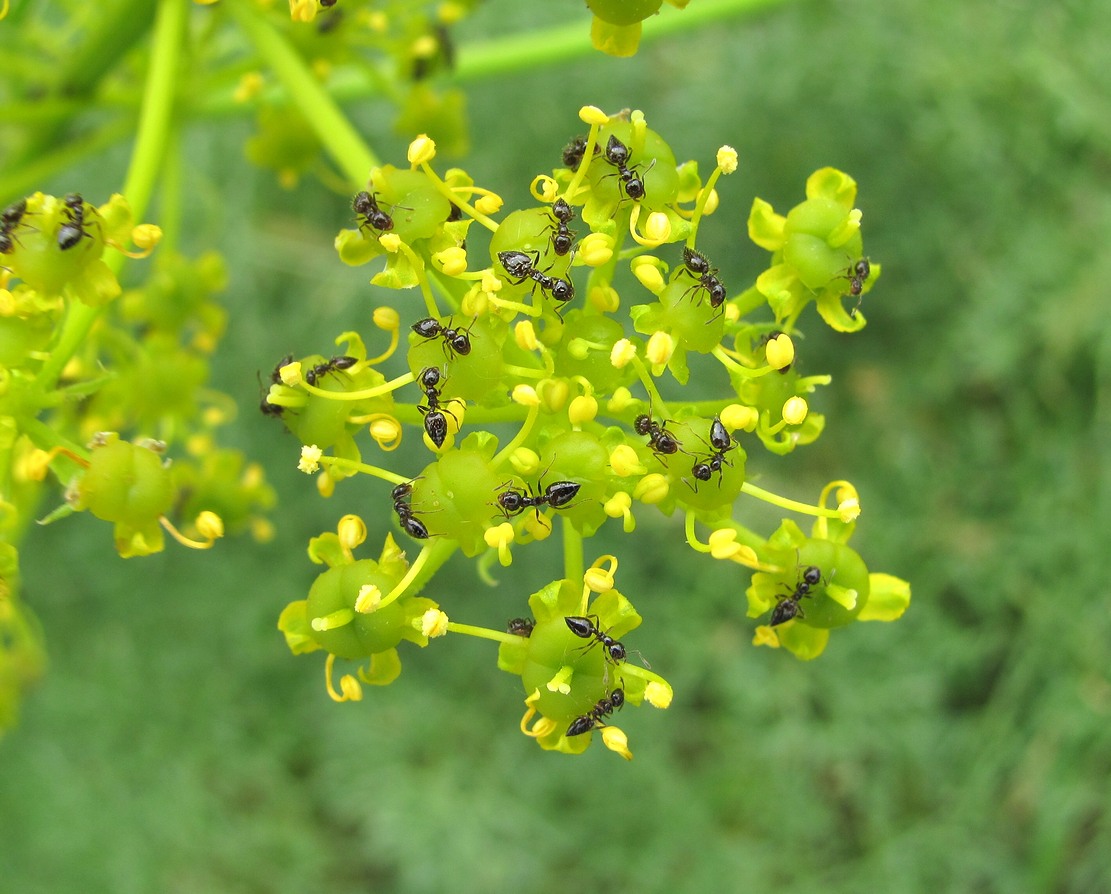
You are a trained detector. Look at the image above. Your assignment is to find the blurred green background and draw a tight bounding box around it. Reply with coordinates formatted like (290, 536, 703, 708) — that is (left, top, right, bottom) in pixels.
(3, 0, 1110, 890)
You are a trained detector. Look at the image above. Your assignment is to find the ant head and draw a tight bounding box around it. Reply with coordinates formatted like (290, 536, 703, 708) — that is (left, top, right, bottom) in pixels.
(552, 197, 574, 222)
(624, 176, 645, 201)
(419, 366, 442, 389)
(450, 332, 471, 355)
(604, 134, 630, 165)
(549, 277, 574, 303)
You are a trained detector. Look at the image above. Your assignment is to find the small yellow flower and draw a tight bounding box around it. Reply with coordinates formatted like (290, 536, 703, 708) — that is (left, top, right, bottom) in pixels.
(298, 444, 323, 474)
(603, 492, 635, 532)
(633, 473, 669, 504)
(407, 134, 436, 166)
(753, 625, 781, 648)
(707, 528, 743, 560)
(131, 224, 162, 251)
(474, 193, 503, 215)
(378, 232, 401, 253)
(354, 585, 382, 614)
(716, 145, 739, 174)
(640, 211, 671, 246)
(765, 333, 795, 370)
(646, 331, 675, 368)
(589, 285, 620, 313)
(337, 514, 366, 549)
(644, 680, 673, 709)
(721, 403, 758, 432)
(484, 522, 515, 566)
(433, 246, 468, 276)
(601, 726, 633, 760)
(536, 378, 569, 412)
(514, 320, 539, 351)
(373, 305, 400, 331)
(584, 555, 618, 593)
(336, 674, 363, 702)
(421, 608, 449, 638)
(782, 396, 808, 425)
(610, 338, 637, 369)
(509, 447, 540, 476)
(607, 387, 635, 413)
(279, 361, 302, 386)
(608, 445, 645, 477)
(579, 105, 609, 125)
(568, 394, 598, 426)
(368, 415, 402, 450)
(195, 511, 224, 541)
(578, 232, 614, 266)
(481, 268, 503, 294)
(631, 256, 665, 294)
(512, 384, 540, 407)
(838, 497, 861, 522)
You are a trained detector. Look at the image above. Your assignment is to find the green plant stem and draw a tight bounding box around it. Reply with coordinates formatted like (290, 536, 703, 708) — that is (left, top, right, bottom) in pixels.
(454, 0, 795, 81)
(192, 0, 797, 118)
(10, 0, 156, 169)
(37, 0, 187, 394)
(227, 0, 379, 185)
(562, 519, 584, 586)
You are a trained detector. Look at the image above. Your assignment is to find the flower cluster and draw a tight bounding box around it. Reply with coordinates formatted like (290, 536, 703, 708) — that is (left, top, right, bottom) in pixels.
(272, 106, 911, 758)
(0, 191, 275, 733)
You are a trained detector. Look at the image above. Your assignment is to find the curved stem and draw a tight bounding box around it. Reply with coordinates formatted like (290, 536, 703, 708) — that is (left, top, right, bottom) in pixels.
(37, 0, 187, 393)
(227, 0, 379, 185)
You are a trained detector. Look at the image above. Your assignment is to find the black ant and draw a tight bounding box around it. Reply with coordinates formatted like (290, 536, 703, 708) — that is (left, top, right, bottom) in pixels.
(845, 257, 871, 318)
(561, 135, 589, 170)
(411, 316, 472, 359)
(566, 687, 625, 737)
(680, 247, 727, 315)
(259, 352, 293, 417)
(352, 190, 397, 233)
(495, 477, 581, 524)
(0, 199, 27, 255)
(391, 480, 430, 540)
(564, 615, 627, 663)
(57, 193, 94, 251)
(769, 564, 823, 627)
(601, 134, 649, 201)
(416, 366, 462, 448)
(304, 355, 357, 386)
(687, 416, 737, 489)
(545, 198, 577, 256)
(634, 412, 682, 462)
(506, 617, 535, 637)
(497, 249, 575, 311)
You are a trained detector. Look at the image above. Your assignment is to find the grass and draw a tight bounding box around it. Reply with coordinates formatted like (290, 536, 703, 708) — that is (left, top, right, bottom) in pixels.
(2, 0, 1110, 890)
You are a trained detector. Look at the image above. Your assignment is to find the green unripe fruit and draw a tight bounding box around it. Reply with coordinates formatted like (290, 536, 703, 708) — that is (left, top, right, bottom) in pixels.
(783, 198, 863, 290)
(414, 448, 503, 555)
(78, 437, 175, 526)
(553, 312, 636, 394)
(520, 616, 608, 724)
(306, 560, 409, 659)
(795, 540, 870, 628)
